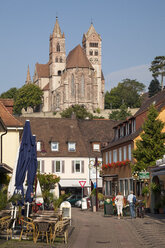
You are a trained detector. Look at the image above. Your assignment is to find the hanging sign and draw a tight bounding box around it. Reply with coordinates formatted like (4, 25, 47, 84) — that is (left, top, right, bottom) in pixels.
(139, 172, 150, 180)
(79, 181, 86, 188)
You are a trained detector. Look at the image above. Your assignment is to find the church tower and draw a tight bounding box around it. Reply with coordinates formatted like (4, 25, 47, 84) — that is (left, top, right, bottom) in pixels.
(49, 17, 66, 110)
(25, 65, 32, 84)
(82, 23, 104, 110)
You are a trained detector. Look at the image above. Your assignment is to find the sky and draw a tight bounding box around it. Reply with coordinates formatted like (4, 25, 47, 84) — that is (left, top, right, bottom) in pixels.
(0, 0, 165, 95)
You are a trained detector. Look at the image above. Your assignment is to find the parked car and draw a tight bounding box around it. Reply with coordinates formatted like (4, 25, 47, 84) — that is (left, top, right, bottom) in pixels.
(66, 194, 82, 206)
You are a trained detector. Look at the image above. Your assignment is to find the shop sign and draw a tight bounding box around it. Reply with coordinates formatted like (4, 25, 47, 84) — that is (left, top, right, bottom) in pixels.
(139, 172, 150, 180)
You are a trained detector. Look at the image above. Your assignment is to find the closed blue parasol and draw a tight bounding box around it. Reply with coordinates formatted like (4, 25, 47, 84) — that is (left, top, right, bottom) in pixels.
(25, 135, 37, 203)
(15, 120, 33, 205)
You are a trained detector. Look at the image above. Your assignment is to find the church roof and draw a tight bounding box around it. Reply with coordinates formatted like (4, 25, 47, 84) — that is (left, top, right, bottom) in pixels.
(53, 17, 62, 38)
(43, 83, 49, 91)
(36, 63, 49, 78)
(26, 65, 31, 84)
(85, 23, 101, 40)
(66, 44, 94, 70)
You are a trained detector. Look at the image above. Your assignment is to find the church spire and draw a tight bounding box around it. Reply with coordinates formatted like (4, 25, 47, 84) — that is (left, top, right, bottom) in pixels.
(25, 65, 32, 84)
(53, 16, 62, 38)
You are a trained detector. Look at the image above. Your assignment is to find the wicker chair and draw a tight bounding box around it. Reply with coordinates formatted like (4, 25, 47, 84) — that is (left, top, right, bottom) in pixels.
(50, 219, 69, 244)
(35, 221, 51, 244)
(19, 217, 36, 242)
(0, 217, 14, 240)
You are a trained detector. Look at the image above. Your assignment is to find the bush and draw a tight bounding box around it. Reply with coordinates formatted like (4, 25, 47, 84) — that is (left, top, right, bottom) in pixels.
(53, 193, 70, 211)
(0, 187, 7, 210)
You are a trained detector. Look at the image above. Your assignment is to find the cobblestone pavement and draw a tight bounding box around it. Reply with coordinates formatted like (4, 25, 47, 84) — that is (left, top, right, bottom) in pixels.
(0, 209, 165, 248)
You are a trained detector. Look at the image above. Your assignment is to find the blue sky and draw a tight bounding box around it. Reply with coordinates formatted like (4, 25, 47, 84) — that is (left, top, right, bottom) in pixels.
(0, 0, 165, 94)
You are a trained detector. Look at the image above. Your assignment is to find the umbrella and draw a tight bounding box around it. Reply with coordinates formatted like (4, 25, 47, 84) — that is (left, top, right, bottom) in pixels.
(35, 179, 44, 204)
(25, 135, 38, 216)
(14, 120, 33, 205)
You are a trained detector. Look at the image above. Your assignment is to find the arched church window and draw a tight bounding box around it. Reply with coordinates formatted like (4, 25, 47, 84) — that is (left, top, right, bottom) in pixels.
(89, 50, 93, 56)
(71, 74, 75, 97)
(81, 74, 85, 97)
(95, 50, 98, 56)
(56, 94, 60, 108)
(60, 57, 62, 63)
(58, 70, 61, 76)
(55, 57, 58, 62)
(57, 43, 60, 52)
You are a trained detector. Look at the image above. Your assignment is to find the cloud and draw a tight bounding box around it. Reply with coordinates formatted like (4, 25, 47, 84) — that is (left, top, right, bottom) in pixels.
(105, 64, 153, 91)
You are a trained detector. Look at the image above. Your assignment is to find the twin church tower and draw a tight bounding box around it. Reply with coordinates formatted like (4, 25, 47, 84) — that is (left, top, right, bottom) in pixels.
(26, 18, 105, 112)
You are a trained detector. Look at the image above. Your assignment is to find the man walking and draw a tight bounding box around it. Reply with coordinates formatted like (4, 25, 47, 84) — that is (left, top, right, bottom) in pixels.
(127, 191, 136, 218)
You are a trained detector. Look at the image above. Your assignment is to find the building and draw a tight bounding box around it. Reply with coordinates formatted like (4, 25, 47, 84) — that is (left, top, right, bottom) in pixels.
(27, 18, 105, 113)
(18, 117, 115, 196)
(101, 89, 165, 199)
(0, 100, 23, 178)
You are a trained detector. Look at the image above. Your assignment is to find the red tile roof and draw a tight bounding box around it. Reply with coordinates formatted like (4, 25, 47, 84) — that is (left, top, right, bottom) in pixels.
(66, 45, 93, 70)
(0, 101, 23, 127)
(36, 63, 49, 78)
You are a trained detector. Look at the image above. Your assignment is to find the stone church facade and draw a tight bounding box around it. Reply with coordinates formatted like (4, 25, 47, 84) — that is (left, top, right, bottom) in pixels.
(27, 18, 105, 112)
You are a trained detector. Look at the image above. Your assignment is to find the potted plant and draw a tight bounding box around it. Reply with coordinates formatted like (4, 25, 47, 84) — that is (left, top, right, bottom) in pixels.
(142, 186, 150, 197)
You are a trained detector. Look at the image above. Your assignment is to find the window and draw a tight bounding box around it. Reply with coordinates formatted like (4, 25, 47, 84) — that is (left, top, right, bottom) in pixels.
(37, 141, 41, 151)
(120, 180, 124, 195)
(105, 181, 112, 196)
(72, 160, 84, 173)
(105, 152, 108, 164)
(55, 161, 61, 172)
(125, 179, 128, 196)
(55, 57, 58, 62)
(119, 148, 122, 162)
(71, 74, 75, 97)
(109, 151, 112, 163)
(129, 179, 133, 192)
(58, 70, 61, 76)
(95, 50, 98, 56)
(89, 50, 93, 56)
(93, 143, 100, 152)
(89, 42, 98, 47)
(124, 146, 127, 160)
(128, 144, 132, 160)
(68, 142, 76, 152)
(80, 75, 85, 97)
(51, 142, 59, 151)
(52, 160, 65, 173)
(113, 149, 117, 162)
(37, 160, 45, 173)
(60, 57, 62, 63)
(57, 43, 60, 52)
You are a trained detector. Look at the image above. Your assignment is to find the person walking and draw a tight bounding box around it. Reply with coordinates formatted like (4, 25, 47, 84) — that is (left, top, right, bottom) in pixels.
(127, 191, 136, 219)
(115, 192, 124, 219)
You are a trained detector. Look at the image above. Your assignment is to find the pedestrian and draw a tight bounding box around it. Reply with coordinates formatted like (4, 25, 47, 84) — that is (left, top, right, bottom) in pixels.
(115, 192, 124, 219)
(127, 191, 136, 218)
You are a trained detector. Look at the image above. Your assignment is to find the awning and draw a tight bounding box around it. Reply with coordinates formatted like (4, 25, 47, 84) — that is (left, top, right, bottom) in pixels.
(59, 179, 90, 188)
(0, 163, 13, 173)
(91, 178, 102, 188)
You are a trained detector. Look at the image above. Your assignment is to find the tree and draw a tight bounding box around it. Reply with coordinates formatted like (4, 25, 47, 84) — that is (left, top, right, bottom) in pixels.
(105, 79, 145, 109)
(13, 84, 43, 115)
(0, 87, 18, 100)
(60, 104, 93, 119)
(149, 56, 165, 91)
(148, 78, 161, 98)
(37, 173, 60, 205)
(109, 104, 132, 121)
(132, 104, 165, 172)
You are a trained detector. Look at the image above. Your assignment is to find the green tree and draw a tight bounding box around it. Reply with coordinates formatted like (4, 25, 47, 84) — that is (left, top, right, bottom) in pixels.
(133, 104, 165, 172)
(13, 84, 43, 115)
(109, 104, 132, 120)
(105, 79, 145, 109)
(60, 104, 93, 119)
(148, 78, 161, 98)
(149, 56, 165, 91)
(0, 87, 18, 100)
(37, 173, 60, 204)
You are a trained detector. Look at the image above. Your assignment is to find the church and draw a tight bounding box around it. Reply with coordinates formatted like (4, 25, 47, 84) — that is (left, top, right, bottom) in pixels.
(26, 18, 105, 113)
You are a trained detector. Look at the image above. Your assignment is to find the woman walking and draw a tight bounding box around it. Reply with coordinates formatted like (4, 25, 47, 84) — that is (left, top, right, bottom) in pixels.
(115, 192, 124, 219)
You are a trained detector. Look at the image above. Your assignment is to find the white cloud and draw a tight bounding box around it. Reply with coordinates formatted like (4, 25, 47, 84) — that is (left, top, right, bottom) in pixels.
(105, 64, 153, 91)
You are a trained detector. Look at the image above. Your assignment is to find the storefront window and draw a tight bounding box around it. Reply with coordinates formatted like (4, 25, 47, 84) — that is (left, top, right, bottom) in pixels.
(125, 179, 128, 196)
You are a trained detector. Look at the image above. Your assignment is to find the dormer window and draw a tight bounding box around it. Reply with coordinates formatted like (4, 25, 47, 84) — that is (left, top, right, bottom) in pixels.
(93, 143, 100, 152)
(37, 141, 41, 151)
(51, 142, 59, 151)
(68, 142, 76, 152)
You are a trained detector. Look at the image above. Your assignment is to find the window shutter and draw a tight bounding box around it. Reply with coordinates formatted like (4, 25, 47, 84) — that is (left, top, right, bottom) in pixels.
(72, 161, 74, 173)
(52, 161, 55, 173)
(62, 161, 65, 173)
(81, 161, 84, 173)
(41, 160, 45, 173)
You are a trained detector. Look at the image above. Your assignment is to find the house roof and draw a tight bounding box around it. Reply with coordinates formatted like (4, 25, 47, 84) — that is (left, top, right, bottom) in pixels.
(0, 99, 14, 115)
(35, 63, 49, 78)
(66, 45, 94, 70)
(43, 83, 50, 91)
(0, 101, 23, 128)
(135, 89, 165, 117)
(17, 117, 115, 158)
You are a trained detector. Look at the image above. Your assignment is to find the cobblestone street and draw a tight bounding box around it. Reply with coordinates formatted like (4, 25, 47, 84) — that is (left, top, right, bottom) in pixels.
(0, 208, 165, 248)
